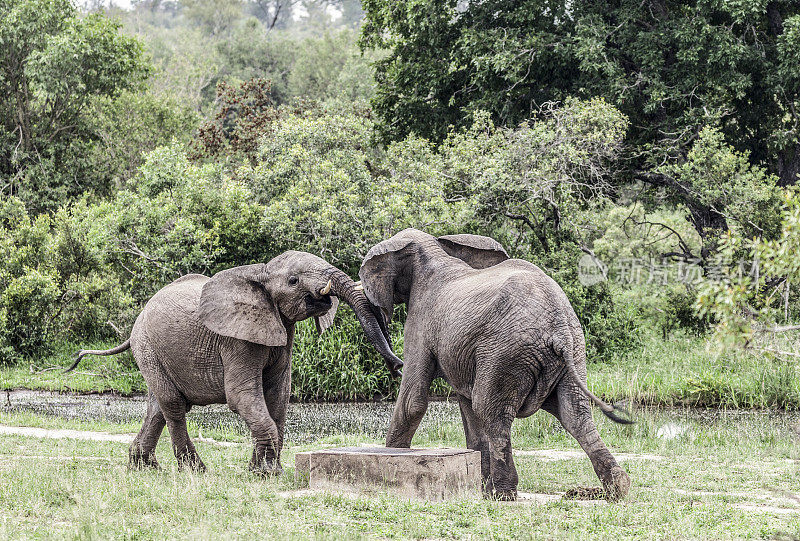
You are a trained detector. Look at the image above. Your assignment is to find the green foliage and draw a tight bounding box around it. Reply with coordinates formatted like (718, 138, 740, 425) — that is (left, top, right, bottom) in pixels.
(0, 0, 151, 213)
(697, 189, 800, 351)
(0, 198, 136, 363)
(658, 286, 712, 338)
(105, 144, 265, 302)
(659, 127, 782, 254)
(0, 268, 59, 361)
(181, 0, 243, 37)
(251, 109, 457, 272)
(286, 30, 378, 103)
(438, 99, 628, 251)
(87, 90, 199, 191)
(360, 0, 577, 142)
(291, 312, 403, 401)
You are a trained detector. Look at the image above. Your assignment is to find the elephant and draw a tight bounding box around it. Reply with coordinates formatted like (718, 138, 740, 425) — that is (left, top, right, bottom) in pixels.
(357, 228, 631, 501)
(66, 251, 403, 475)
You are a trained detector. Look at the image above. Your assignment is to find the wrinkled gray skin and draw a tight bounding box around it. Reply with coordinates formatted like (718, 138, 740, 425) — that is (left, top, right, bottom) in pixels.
(359, 229, 631, 501)
(68, 251, 402, 475)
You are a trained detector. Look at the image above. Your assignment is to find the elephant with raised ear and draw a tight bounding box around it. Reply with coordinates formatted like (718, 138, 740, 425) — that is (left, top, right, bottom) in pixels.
(67, 251, 403, 475)
(358, 229, 631, 501)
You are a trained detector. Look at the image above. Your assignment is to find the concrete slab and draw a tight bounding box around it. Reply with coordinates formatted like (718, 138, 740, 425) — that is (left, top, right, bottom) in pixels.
(295, 447, 481, 501)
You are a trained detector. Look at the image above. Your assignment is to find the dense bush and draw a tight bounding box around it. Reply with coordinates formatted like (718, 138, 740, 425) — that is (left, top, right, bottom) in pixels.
(0, 198, 135, 364)
(0, 97, 648, 389)
(291, 312, 404, 401)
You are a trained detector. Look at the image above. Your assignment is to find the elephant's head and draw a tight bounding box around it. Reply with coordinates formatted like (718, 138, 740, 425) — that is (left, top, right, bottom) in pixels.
(358, 229, 509, 324)
(198, 251, 403, 377)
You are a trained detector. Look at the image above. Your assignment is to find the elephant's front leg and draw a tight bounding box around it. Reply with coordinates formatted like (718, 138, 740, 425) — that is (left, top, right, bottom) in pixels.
(386, 336, 436, 448)
(258, 355, 291, 471)
(222, 344, 284, 476)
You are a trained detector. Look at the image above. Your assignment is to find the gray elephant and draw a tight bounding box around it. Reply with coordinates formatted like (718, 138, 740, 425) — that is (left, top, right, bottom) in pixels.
(357, 229, 630, 501)
(67, 251, 402, 475)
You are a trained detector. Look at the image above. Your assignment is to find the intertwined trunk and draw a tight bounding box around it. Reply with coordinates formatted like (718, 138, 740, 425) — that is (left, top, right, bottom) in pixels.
(328, 269, 403, 377)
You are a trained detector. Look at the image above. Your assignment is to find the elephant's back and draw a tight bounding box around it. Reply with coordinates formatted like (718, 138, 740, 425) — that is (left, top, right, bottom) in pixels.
(135, 274, 208, 331)
(155, 273, 209, 303)
(447, 260, 570, 311)
(434, 260, 579, 355)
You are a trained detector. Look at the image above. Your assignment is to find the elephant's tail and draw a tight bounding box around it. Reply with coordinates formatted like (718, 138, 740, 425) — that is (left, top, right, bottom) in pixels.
(65, 339, 131, 373)
(559, 333, 634, 425)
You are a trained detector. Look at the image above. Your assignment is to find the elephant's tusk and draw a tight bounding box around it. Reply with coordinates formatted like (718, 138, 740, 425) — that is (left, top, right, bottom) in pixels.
(353, 284, 363, 291)
(320, 279, 332, 295)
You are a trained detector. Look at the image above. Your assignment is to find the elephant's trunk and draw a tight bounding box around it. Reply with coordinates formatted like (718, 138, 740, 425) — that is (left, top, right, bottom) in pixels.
(328, 269, 403, 378)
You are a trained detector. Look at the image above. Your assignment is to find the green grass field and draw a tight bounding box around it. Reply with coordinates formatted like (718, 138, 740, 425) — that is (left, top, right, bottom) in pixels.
(0, 400, 799, 539)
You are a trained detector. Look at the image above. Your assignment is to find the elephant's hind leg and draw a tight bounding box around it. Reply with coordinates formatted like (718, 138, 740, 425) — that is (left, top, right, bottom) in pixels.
(456, 395, 491, 488)
(543, 378, 630, 501)
(136, 344, 206, 473)
(163, 400, 205, 473)
(129, 391, 165, 470)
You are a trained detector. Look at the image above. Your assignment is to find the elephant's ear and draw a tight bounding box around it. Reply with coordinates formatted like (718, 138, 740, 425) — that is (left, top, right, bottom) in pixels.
(198, 264, 287, 346)
(358, 236, 415, 324)
(314, 296, 339, 334)
(437, 234, 509, 269)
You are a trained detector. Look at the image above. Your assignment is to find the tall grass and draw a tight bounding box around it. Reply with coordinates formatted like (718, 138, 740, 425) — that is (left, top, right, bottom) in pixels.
(591, 332, 800, 409)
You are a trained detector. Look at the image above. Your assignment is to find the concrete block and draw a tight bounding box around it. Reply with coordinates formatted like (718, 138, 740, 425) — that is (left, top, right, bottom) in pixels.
(294, 451, 312, 486)
(295, 447, 481, 501)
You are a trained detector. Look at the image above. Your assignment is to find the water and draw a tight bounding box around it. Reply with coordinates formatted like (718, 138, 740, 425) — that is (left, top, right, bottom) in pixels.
(1, 390, 460, 443)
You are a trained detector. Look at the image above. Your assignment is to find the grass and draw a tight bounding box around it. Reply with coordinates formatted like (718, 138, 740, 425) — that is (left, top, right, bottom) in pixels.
(0, 402, 799, 539)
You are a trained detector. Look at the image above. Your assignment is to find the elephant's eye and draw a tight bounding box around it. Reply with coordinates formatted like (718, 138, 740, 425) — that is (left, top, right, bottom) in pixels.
(288, 276, 299, 286)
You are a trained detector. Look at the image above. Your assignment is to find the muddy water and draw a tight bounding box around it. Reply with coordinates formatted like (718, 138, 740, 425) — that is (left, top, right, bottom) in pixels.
(1, 390, 460, 443)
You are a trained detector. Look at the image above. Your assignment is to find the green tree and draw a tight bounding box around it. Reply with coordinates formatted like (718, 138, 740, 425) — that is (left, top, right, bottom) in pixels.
(360, 1, 800, 187)
(0, 0, 151, 213)
(250, 109, 456, 272)
(654, 127, 781, 260)
(180, 0, 243, 36)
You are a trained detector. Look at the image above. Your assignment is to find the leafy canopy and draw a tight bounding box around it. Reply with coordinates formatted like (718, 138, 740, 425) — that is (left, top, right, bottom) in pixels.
(360, 0, 800, 186)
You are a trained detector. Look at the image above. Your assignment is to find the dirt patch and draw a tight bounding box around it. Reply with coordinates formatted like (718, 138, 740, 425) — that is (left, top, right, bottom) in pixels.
(515, 491, 606, 506)
(0, 425, 134, 443)
(0, 424, 238, 447)
(0, 454, 112, 461)
(731, 503, 798, 515)
(674, 488, 800, 515)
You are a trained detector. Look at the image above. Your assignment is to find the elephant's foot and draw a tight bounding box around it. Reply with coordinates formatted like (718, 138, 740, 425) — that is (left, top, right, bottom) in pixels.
(482, 479, 518, 501)
(177, 453, 206, 473)
(249, 457, 284, 477)
(128, 450, 160, 471)
(485, 488, 517, 501)
(600, 466, 630, 501)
